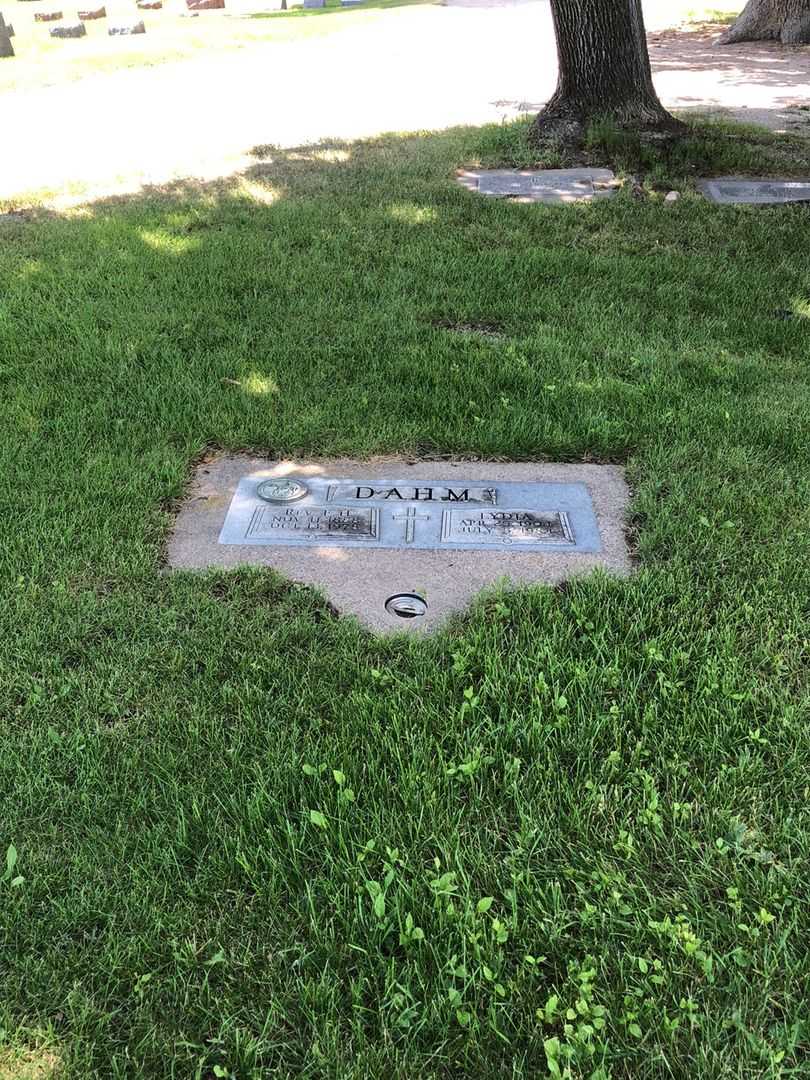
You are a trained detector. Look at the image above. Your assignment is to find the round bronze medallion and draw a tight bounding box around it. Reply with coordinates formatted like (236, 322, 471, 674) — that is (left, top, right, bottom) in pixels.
(256, 478, 309, 504)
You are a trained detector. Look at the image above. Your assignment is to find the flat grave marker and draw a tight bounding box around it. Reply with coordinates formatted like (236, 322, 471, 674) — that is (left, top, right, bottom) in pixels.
(699, 177, 810, 205)
(220, 476, 600, 553)
(108, 19, 145, 33)
(170, 458, 632, 633)
(458, 168, 617, 204)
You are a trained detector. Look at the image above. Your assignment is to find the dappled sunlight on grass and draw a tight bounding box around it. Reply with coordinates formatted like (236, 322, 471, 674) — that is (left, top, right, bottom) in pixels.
(309, 148, 352, 164)
(138, 228, 202, 256)
(242, 372, 281, 397)
(234, 178, 281, 206)
(0, 1042, 62, 1080)
(14, 260, 45, 281)
(387, 202, 438, 225)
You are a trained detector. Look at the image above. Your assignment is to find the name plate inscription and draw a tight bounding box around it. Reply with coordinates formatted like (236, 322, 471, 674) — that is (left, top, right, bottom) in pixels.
(441, 509, 573, 546)
(326, 484, 496, 504)
(220, 475, 602, 553)
(247, 506, 380, 542)
(717, 181, 810, 201)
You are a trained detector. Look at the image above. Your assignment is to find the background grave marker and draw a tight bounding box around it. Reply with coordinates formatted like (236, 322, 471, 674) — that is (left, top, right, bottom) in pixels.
(699, 177, 810, 205)
(458, 168, 617, 204)
(50, 20, 86, 34)
(108, 19, 145, 33)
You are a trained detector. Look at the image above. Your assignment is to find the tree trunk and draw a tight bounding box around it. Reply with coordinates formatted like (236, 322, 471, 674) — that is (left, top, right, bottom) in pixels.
(532, 0, 683, 145)
(718, 0, 810, 44)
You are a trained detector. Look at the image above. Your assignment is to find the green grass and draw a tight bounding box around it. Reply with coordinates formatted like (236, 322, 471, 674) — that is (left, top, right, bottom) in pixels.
(1, 119, 810, 1079)
(248, 0, 429, 21)
(644, 0, 740, 26)
(682, 6, 738, 25)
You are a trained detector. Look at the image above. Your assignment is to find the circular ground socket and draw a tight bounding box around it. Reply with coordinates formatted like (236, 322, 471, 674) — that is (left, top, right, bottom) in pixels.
(385, 593, 428, 620)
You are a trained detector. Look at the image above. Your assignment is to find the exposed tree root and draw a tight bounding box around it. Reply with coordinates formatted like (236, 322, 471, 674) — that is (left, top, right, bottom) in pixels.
(718, 0, 810, 45)
(529, 103, 687, 150)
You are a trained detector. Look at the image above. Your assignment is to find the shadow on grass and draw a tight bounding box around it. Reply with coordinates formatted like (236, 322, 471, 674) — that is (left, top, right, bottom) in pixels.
(2, 117, 809, 470)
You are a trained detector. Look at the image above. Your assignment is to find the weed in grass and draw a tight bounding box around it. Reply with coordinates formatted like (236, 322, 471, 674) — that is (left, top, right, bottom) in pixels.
(433, 317, 506, 342)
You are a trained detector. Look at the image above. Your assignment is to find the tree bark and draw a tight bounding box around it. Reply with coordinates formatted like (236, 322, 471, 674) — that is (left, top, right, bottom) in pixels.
(718, 0, 810, 44)
(532, 0, 682, 145)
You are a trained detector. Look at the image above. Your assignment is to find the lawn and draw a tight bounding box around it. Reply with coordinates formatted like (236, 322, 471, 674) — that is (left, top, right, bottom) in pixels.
(0, 0, 429, 92)
(1, 119, 809, 1078)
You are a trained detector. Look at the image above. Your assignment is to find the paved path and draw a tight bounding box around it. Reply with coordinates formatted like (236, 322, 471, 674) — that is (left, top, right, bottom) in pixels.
(2, 0, 809, 203)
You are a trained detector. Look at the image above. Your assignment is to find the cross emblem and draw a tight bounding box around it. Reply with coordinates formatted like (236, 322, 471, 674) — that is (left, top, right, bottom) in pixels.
(393, 506, 431, 544)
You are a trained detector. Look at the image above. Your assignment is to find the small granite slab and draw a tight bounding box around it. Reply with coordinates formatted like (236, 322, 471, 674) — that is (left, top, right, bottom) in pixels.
(78, 6, 106, 17)
(35, 9, 63, 19)
(698, 177, 810, 205)
(186, 0, 224, 8)
(136, 1, 162, 9)
(108, 18, 145, 32)
(50, 20, 86, 34)
(169, 458, 632, 634)
(458, 168, 617, 204)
